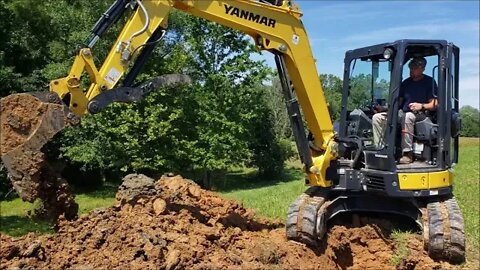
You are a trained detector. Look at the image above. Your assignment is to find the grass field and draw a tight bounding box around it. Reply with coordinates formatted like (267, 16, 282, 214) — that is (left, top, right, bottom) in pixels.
(452, 137, 480, 262)
(1, 138, 478, 262)
(0, 186, 117, 236)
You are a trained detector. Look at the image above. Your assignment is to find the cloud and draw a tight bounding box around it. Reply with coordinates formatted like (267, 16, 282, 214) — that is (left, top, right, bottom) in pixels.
(460, 75, 479, 108)
(304, 1, 473, 24)
(460, 48, 479, 76)
(340, 20, 479, 45)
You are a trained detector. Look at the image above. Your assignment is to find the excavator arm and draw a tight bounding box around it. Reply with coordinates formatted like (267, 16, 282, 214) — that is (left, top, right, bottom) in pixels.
(0, 0, 337, 218)
(51, 0, 337, 186)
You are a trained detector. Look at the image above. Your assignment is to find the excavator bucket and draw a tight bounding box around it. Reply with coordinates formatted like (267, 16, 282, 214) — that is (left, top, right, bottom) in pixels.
(0, 92, 80, 220)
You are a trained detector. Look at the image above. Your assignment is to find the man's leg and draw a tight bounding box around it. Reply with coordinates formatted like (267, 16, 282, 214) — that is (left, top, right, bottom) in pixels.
(400, 112, 416, 163)
(372, 112, 387, 148)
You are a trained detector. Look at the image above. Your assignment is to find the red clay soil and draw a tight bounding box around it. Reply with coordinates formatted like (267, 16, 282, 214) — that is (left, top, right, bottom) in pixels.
(0, 93, 78, 220)
(0, 175, 448, 269)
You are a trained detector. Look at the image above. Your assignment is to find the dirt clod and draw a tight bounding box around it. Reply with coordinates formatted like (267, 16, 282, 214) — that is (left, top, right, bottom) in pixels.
(1, 175, 449, 269)
(0, 93, 78, 221)
(153, 198, 167, 215)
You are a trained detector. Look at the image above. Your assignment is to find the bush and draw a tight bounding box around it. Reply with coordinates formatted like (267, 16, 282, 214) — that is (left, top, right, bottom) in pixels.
(460, 106, 480, 137)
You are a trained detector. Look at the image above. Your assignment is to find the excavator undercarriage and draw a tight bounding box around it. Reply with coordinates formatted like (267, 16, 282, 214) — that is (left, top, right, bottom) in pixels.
(286, 189, 465, 264)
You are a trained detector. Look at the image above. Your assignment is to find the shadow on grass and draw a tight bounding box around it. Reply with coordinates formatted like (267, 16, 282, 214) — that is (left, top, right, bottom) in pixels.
(213, 166, 304, 193)
(0, 215, 53, 237)
(73, 184, 118, 199)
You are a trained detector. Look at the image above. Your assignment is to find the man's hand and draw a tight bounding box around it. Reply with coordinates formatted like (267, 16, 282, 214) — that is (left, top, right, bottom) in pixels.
(409, 102, 423, 112)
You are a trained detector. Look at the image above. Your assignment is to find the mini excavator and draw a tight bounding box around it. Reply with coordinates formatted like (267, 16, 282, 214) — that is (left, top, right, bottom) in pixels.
(0, 0, 464, 263)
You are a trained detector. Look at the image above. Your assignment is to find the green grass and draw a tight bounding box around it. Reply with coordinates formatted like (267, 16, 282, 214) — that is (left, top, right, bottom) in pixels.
(453, 137, 480, 262)
(0, 199, 52, 236)
(390, 230, 412, 266)
(215, 161, 306, 219)
(75, 185, 117, 214)
(0, 185, 117, 237)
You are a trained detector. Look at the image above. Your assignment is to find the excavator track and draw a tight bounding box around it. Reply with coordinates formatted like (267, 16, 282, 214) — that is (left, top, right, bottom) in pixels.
(286, 187, 329, 246)
(422, 196, 465, 264)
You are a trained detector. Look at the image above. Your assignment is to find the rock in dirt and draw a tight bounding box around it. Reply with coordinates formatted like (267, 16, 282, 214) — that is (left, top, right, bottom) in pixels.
(0, 175, 449, 270)
(115, 174, 156, 203)
(152, 198, 167, 215)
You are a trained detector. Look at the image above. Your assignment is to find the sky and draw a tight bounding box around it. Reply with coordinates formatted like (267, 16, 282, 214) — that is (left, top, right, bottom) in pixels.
(257, 1, 479, 109)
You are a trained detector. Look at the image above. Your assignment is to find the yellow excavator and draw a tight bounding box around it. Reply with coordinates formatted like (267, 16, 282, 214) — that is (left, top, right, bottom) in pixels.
(0, 0, 464, 263)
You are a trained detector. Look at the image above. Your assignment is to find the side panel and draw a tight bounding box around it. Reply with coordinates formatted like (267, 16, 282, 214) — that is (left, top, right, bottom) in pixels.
(398, 170, 453, 190)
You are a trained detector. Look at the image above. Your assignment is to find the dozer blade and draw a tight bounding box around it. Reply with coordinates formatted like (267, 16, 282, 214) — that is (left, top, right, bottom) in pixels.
(1, 92, 80, 219)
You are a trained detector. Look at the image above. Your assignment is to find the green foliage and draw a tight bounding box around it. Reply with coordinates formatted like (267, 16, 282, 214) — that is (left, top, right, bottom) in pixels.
(319, 74, 342, 122)
(459, 106, 480, 137)
(0, 0, 115, 97)
(247, 90, 292, 177)
(348, 73, 372, 111)
(0, 1, 297, 191)
(268, 77, 291, 139)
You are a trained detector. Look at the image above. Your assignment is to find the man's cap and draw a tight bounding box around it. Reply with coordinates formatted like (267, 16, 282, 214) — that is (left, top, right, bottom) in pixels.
(408, 57, 427, 68)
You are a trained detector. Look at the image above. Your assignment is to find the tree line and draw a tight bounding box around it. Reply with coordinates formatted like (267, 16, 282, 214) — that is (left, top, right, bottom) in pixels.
(1, 0, 478, 196)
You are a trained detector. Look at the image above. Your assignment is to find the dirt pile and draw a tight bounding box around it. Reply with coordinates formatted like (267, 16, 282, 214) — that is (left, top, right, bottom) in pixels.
(1, 174, 445, 269)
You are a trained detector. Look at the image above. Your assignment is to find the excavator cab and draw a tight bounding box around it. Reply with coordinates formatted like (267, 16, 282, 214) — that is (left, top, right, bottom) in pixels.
(331, 40, 464, 261)
(339, 40, 460, 177)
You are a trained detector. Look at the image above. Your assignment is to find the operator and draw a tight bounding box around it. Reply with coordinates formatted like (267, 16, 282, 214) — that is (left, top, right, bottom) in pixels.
(372, 57, 437, 164)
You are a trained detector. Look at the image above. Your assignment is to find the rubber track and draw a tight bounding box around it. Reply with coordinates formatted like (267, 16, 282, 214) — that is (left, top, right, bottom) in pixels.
(424, 197, 465, 264)
(286, 189, 327, 246)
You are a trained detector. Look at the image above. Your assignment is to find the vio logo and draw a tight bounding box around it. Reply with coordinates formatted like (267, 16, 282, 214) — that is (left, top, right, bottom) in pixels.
(224, 4, 277, 28)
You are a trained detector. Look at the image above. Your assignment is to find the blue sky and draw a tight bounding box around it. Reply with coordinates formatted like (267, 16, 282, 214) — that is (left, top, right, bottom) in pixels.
(258, 1, 479, 108)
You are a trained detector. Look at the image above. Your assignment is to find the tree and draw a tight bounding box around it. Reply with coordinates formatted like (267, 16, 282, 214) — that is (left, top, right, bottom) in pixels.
(459, 106, 480, 137)
(56, 12, 286, 187)
(319, 74, 342, 122)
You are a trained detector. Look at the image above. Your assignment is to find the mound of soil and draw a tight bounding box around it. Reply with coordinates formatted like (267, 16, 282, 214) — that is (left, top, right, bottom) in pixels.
(0, 174, 446, 269)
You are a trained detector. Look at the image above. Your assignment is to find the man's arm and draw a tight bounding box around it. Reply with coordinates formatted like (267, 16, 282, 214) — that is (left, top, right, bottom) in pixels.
(409, 98, 437, 111)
